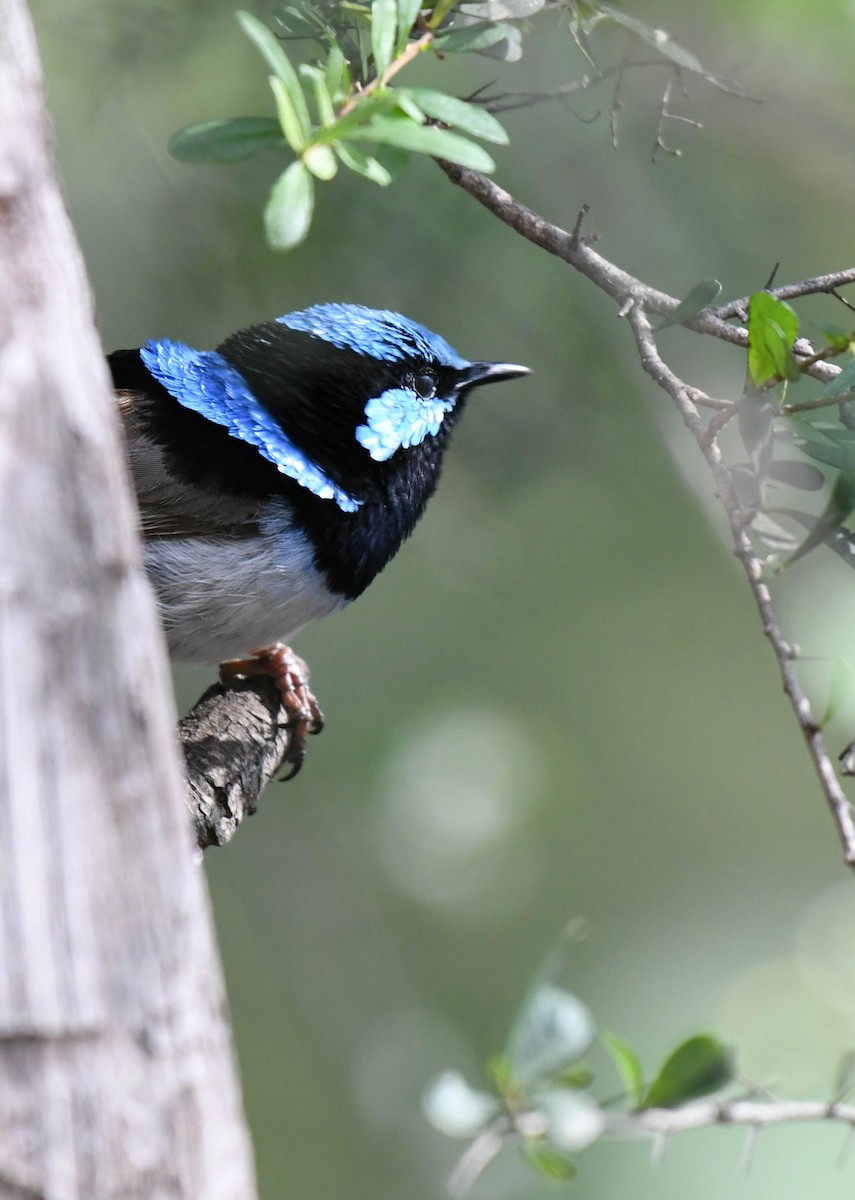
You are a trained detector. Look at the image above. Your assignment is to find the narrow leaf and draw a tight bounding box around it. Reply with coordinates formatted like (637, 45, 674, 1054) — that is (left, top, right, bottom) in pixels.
(600, 4, 704, 71)
(782, 471, 855, 569)
(168, 117, 285, 163)
(237, 10, 312, 137)
(334, 141, 393, 185)
(400, 87, 508, 143)
(371, 0, 398, 78)
(274, 3, 325, 37)
(818, 355, 855, 402)
(325, 44, 349, 103)
(766, 459, 825, 491)
(506, 985, 596, 1086)
(601, 1030, 645, 1108)
(819, 659, 855, 728)
(347, 117, 496, 170)
(461, 0, 544, 17)
(657, 279, 722, 330)
(300, 64, 336, 126)
(270, 75, 308, 152)
(433, 20, 511, 52)
(520, 1143, 577, 1181)
(396, 0, 424, 50)
(264, 161, 314, 250)
(642, 1035, 733, 1109)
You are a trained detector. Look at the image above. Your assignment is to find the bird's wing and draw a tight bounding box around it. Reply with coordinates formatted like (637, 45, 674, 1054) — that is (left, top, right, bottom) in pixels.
(116, 388, 263, 541)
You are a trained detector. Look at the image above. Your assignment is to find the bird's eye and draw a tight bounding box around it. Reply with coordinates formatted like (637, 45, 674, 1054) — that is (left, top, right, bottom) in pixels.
(413, 371, 437, 400)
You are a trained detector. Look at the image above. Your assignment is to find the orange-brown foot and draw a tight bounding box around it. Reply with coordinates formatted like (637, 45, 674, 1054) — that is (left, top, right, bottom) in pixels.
(219, 643, 324, 779)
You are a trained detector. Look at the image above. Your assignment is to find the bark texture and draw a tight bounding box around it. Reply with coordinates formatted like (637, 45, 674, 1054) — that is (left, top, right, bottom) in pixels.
(181, 677, 300, 850)
(0, 4, 258, 1196)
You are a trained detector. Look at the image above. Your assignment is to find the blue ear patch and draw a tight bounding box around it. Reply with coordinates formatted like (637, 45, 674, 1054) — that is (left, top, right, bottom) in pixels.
(140, 339, 361, 512)
(356, 387, 456, 461)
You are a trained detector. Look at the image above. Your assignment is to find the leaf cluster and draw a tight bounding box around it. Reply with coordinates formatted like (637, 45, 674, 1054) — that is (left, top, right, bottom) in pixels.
(169, 4, 512, 248)
(423, 975, 733, 1187)
(168, 2, 740, 249)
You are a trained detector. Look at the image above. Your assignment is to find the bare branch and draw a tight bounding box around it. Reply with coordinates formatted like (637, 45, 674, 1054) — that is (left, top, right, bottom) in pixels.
(623, 303, 855, 870)
(180, 679, 304, 850)
(609, 1097, 855, 1137)
(436, 161, 855, 870)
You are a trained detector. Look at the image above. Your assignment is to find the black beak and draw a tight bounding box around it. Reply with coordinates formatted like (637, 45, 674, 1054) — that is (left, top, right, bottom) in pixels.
(458, 361, 531, 389)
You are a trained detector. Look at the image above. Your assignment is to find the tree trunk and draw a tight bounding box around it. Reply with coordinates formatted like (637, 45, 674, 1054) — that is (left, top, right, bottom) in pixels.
(0, 3, 258, 1196)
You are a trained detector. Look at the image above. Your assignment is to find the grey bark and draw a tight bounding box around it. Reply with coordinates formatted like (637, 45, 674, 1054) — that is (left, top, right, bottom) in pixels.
(181, 677, 300, 850)
(0, 4, 258, 1196)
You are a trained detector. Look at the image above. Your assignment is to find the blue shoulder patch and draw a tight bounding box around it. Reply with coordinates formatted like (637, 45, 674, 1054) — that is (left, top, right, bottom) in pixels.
(277, 303, 468, 369)
(140, 338, 361, 512)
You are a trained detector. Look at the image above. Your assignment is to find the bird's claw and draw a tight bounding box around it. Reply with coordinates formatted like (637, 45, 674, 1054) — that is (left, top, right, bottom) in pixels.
(219, 643, 324, 779)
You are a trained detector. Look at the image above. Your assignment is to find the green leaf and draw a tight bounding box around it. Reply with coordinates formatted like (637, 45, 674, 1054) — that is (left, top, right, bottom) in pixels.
(817, 323, 853, 355)
(396, 0, 424, 50)
(738, 387, 776, 481)
(601, 1030, 645, 1108)
(747, 292, 800, 386)
(817, 355, 855, 402)
(600, 4, 704, 71)
(520, 1143, 577, 1181)
(399, 87, 508, 143)
(819, 659, 855, 727)
(477, 21, 523, 60)
(657, 279, 722, 330)
(432, 20, 512, 52)
(374, 141, 411, 180)
(560, 1063, 595, 1089)
(270, 75, 308, 152)
(641, 1035, 733, 1109)
(506, 985, 596, 1086)
(274, 2, 328, 38)
(767, 459, 825, 491)
(237, 10, 312, 137)
(782, 471, 855, 569)
(346, 117, 496, 170)
(371, 0, 397, 78)
(311, 89, 400, 143)
(325, 44, 350, 103)
(788, 419, 855, 474)
(461, 0, 544, 16)
(334, 141, 393, 184)
(300, 64, 336, 125)
(392, 90, 426, 123)
(264, 161, 314, 250)
(168, 117, 285, 163)
(303, 141, 338, 179)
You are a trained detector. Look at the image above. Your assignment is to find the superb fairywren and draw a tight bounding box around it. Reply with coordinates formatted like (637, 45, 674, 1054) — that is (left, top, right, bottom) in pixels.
(109, 303, 529, 768)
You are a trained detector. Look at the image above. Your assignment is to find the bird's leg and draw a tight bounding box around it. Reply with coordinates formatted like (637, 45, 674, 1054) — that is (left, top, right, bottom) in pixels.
(219, 643, 324, 779)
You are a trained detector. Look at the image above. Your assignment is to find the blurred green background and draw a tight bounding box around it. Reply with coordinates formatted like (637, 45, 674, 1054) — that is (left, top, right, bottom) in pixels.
(31, 0, 855, 1194)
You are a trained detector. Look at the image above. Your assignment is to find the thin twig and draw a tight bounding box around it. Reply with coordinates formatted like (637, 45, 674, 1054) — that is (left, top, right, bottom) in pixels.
(624, 303, 855, 870)
(609, 1097, 855, 1136)
(339, 30, 433, 117)
(436, 160, 855, 870)
(713, 270, 855, 320)
(436, 162, 849, 386)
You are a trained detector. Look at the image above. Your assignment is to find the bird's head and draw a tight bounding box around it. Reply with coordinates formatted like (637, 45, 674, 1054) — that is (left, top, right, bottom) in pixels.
(140, 303, 529, 513)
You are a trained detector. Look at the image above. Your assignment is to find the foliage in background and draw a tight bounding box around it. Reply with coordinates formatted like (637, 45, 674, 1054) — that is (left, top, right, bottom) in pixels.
(168, 0, 742, 247)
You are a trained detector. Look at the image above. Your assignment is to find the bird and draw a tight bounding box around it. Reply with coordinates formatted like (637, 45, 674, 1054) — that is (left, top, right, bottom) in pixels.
(109, 302, 530, 772)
